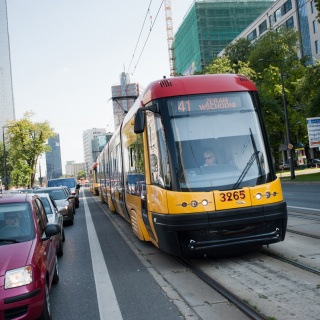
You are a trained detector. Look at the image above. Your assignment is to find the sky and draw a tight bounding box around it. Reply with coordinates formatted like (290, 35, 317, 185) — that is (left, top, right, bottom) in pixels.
(6, 0, 194, 172)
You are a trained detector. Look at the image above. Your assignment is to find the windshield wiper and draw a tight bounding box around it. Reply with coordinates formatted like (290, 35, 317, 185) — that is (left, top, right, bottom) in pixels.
(249, 128, 263, 177)
(232, 151, 259, 190)
(232, 128, 263, 190)
(0, 238, 21, 243)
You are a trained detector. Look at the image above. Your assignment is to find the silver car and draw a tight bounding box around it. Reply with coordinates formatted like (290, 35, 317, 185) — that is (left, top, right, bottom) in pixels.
(34, 187, 75, 225)
(37, 193, 65, 256)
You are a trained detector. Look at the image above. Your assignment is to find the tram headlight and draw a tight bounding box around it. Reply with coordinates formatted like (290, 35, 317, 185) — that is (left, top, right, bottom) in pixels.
(202, 199, 208, 206)
(265, 192, 271, 199)
(255, 193, 262, 200)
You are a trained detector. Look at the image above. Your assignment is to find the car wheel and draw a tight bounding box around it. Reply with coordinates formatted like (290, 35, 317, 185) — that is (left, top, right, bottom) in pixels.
(57, 237, 63, 257)
(52, 256, 59, 284)
(69, 213, 74, 225)
(75, 198, 79, 208)
(39, 283, 52, 320)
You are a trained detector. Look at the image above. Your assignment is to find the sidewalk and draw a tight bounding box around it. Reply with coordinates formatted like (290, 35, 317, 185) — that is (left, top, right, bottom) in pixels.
(277, 166, 320, 178)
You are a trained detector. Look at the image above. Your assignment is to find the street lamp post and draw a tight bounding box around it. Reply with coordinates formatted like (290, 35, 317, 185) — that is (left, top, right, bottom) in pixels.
(259, 59, 295, 179)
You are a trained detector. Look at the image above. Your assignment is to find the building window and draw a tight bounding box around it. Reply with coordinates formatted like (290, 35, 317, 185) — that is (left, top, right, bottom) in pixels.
(311, 0, 314, 14)
(247, 29, 257, 41)
(259, 20, 268, 34)
(283, 0, 292, 15)
(316, 40, 319, 54)
(313, 20, 317, 33)
(286, 17, 294, 29)
(269, 14, 275, 26)
(275, 8, 282, 22)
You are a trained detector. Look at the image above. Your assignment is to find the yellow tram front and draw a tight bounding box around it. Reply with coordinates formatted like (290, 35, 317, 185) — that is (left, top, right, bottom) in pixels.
(130, 75, 287, 257)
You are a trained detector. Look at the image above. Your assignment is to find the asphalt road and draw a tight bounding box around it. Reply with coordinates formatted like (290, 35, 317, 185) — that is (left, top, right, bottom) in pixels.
(50, 188, 183, 320)
(281, 181, 320, 211)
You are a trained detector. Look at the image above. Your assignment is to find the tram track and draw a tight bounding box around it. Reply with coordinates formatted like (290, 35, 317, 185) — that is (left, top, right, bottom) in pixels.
(259, 248, 320, 276)
(287, 228, 320, 240)
(175, 257, 269, 320)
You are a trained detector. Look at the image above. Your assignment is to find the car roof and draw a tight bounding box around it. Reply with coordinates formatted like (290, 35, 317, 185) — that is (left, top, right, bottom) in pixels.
(35, 187, 67, 190)
(0, 193, 38, 203)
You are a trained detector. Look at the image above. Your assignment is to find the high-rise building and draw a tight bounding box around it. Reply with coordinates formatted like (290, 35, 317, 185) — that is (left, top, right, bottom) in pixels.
(83, 128, 106, 170)
(45, 134, 63, 180)
(111, 72, 139, 129)
(91, 133, 112, 160)
(0, 0, 15, 136)
(174, 0, 275, 75)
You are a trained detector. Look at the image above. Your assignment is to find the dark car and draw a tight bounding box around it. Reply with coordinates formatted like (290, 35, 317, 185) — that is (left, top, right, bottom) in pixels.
(37, 193, 65, 256)
(34, 187, 75, 225)
(0, 193, 60, 319)
(309, 158, 320, 168)
(47, 178, 80, 208)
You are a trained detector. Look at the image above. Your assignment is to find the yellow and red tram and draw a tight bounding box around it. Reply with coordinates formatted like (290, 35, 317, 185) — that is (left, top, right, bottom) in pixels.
(97, 74, 287, 257)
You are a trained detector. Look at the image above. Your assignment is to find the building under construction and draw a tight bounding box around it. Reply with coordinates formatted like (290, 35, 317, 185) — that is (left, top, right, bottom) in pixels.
(111, 72, 139, 130)
(174, 0, 275, 75)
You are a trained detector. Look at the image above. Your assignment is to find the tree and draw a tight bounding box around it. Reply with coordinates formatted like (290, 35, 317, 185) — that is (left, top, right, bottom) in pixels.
(248, 28, 302, 70)
(315, 0, 320, 24)
(203, 56, 257, 80)
(6, 112, 55, 188)
(77, 170, 86, 180)
(295, 60, 320, 117)
(224, 38, 252, 69)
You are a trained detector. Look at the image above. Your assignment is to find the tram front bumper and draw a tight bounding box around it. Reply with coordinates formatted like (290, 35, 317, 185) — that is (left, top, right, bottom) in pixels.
(152, 201, 287, 257)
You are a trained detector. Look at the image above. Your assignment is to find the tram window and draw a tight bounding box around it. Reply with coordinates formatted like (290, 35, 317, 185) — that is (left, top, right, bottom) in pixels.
(146, 112, 171, 188)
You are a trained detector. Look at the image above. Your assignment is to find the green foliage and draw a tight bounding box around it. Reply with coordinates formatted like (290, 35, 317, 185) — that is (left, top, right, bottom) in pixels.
(77, 170, 86, 180)
(203, 56, 257, 81)
(224, 38, 251, 67)
(295, 60, 320, 117)
(315, 0, 320, 24)
(6, 112, 55, 188)
(249, 29, 301, 70)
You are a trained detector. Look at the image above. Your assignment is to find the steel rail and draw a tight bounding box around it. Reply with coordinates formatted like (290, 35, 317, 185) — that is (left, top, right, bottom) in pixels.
(175, 257, 269, 320)
(259, 249, 320, 276)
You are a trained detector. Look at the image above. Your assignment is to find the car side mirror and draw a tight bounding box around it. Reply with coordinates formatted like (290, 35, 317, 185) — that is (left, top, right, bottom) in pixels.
(42, 223, 60, 241)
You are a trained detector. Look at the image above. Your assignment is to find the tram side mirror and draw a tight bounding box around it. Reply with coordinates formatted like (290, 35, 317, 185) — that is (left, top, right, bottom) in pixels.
(134, 109, 145, 134)
(134, 104, 159, 134)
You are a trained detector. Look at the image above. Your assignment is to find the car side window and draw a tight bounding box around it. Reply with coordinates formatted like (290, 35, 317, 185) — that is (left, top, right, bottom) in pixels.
(34, 199, 47, 235)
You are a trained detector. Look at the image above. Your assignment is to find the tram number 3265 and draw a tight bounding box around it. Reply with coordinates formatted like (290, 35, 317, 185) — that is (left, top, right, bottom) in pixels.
(220, 190, 246, 202)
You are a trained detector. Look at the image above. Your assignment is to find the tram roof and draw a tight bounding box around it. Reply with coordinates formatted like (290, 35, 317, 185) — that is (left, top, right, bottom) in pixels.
(141, 74, 257, 106)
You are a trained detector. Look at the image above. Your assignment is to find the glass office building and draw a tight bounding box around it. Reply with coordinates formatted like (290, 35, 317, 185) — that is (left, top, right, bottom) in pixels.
(45, 134, 63, 180)
(174, 0, 275, 75)
(0, 0, 15, 136)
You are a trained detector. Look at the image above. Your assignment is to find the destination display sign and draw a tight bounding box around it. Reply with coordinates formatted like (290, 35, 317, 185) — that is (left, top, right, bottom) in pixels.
(168, 93, 251, 116)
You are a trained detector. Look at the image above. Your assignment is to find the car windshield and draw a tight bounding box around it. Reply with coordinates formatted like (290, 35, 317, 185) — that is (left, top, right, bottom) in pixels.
(37, 189, 66, 200)
(166, 92, 270, 191)
(0, 203, 34, 243)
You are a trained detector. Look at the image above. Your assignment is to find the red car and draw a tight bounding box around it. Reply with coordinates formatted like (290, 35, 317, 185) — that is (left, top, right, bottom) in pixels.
(0, 193, 60, 320)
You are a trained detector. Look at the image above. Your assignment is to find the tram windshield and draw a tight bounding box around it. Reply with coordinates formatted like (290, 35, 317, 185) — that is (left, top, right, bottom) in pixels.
(166, 92, 270, 191)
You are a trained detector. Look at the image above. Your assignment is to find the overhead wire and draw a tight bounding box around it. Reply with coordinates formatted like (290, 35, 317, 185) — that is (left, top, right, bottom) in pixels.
(127, 0, 154, 75)
(129, 0, 164, 76)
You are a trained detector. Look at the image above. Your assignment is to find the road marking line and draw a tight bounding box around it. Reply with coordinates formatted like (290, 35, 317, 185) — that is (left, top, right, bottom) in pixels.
(83, 191, 123, 320)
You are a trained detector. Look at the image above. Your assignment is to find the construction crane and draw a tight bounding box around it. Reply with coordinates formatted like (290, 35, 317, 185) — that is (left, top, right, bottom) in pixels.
(164, 0, 177, 76)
